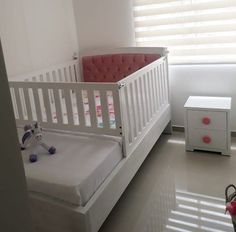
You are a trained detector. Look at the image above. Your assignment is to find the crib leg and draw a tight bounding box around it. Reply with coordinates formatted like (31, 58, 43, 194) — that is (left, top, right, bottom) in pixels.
(164, 121, 172, 134)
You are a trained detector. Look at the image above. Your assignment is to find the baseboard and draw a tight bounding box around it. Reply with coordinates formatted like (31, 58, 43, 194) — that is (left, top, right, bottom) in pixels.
(172, 125, 236, 137)
(232, 131, 236, 137)
(172, 126, 185, 132)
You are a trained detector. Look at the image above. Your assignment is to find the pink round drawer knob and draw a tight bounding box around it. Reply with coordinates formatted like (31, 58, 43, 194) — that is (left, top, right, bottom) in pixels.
(202, 135, 211, 144)
(202, 117, 211, 125)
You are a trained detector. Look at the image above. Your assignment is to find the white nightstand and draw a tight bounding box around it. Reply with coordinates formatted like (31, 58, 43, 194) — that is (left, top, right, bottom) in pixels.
(184, 96, 231, 155)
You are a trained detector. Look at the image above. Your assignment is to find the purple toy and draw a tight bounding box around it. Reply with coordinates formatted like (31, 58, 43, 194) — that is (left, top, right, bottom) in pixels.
(21, 122, 56, 162)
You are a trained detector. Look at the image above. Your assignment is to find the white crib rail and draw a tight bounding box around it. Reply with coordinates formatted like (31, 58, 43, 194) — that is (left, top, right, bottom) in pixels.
(119, 56, 170, 155)
(10, 60, 80, 83)
(9, 53, 169, 155)
(9, 81, 122, 137)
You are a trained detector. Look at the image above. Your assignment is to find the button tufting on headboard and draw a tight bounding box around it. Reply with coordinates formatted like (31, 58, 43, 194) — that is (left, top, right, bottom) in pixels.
(82, 53, 161, 82)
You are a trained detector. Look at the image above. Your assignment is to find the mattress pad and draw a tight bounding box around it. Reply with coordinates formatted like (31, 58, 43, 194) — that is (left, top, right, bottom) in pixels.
(20, 130, 122, 206)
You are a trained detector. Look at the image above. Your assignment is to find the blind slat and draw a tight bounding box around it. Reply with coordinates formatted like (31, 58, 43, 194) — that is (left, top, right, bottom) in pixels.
(136, 23, 236, 38)
(135, 12, 236, 28)
(137, 35, 236, 47)
(134, 0, 177, 6)
(134, 1, 236, 18)
(169, 55, 236, 64)
(170, 46, 236, 56)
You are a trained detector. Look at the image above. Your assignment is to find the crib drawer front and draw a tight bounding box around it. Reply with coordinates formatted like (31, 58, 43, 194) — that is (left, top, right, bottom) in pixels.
(188, 128, 226, 150)
(187, 110, 226, 130)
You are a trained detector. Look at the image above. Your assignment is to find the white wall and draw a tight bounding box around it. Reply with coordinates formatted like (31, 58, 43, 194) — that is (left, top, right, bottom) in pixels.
(0, 0, 78, 78)
(169, 65, 236, 130)
(73, 0, 135, 51)
(0, 0, 135, 76)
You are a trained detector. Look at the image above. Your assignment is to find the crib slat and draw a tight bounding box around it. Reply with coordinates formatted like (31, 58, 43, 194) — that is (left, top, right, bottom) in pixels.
(146, 73, 152, 121)
(112, 88, 122, 130)
(158, 66, 163, 107)
(150, 70, 156, 114)
(100, 91, 110, 129)
(150, 71, 155, 116)
(42, 88, 52, 124)
(150, 69, 156, 114)
(164, 58, 169, 104)
(49, 71, 54, 82)
(14, 88, 24, 121)
(50, 70, 55, 82)
(45, 72, 50, 82)
(68, 66, 72, 82)
(41, 72, 47, 82)
(163, 62, 167, 104)
(140, 76, 147, 126)
(74, 64, 79, 82)
(138, 78, 144, 127)
(23, 88, 33, 121)
(10, 88, 18, 119)
(64, 89, 74, 125)
(160, 63, 164, 105)
(144, 74, 150, 122)
(64, 67, 69, 82)
(130, 83, 138, 138)
(48, 71, 52, 82)
(70, 65, 76, 82)
(147, 71, 153, 118)
(146, 72, 152, 118)
(153, 68, 159, 112)
(134, 79, 142, 132)
(87, 89, 97, 127)
(161, 63, 165, 105)
(125, 84, 134, 143)
(57, 69, 62, 82)
(75, 88, 86, 128)
(163, 63, 167, 104)
(32, 88, 43, 122)
(156, 67, 161, 110)
(53, 88, 63, 124)
(136, 77, 143, 131)
(61, 69, 66, 82)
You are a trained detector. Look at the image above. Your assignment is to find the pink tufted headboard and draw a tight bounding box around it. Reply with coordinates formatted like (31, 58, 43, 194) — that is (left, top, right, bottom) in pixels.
(82, 53, 161, 82)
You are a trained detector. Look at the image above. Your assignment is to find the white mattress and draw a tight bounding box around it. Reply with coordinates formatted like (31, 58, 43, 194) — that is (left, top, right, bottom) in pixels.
(20, 130, 123, 206)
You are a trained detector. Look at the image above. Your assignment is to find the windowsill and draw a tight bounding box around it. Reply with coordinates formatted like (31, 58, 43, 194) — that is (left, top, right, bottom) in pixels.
(169, 62, 236, 66)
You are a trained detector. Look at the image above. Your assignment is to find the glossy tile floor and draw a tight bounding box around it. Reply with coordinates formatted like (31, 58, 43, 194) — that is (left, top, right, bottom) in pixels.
(100, 132, 236, 232)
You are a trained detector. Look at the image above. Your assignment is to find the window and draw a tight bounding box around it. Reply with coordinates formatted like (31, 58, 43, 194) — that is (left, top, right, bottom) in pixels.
(133, 0, 236, 64)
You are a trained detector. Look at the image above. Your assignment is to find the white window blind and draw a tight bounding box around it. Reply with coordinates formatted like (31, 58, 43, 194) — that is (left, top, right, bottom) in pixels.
(133, 0, 236, 64)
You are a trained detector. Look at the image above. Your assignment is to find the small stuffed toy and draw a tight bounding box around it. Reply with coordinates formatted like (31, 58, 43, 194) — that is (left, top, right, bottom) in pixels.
(20, 122, 56, 163)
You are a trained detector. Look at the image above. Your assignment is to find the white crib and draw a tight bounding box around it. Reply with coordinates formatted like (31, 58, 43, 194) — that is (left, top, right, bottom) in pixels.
(9, 47, 171, 232)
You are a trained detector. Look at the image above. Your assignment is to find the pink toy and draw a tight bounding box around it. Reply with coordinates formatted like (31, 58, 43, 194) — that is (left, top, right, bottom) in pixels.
(226, 201, 236, 216)
(225, 184, 236, 230)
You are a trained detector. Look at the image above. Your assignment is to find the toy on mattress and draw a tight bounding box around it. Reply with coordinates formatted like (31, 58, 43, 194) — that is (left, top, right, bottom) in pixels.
(20, 122, 56, 162)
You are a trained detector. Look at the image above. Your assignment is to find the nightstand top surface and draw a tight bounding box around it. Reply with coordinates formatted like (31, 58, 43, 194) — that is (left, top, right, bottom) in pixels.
(184, 96, 231, 110)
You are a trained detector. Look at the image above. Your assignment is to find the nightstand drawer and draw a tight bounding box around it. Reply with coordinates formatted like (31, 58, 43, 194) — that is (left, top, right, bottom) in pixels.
(188, 128, 226, 150)
(187, 110, 227, 130)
